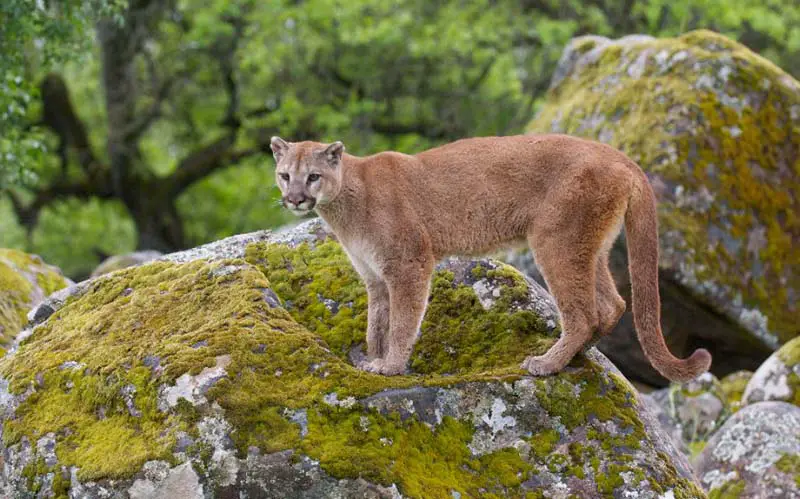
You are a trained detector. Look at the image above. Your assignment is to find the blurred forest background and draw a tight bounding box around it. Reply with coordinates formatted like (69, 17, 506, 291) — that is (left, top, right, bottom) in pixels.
(1, 0, 799, 279)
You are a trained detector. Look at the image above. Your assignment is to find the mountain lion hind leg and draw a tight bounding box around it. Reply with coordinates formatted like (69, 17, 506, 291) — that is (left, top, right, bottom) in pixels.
(521, 164, 630, 376)
(582, 245, 627, 351)
(520, 233, 600, 375)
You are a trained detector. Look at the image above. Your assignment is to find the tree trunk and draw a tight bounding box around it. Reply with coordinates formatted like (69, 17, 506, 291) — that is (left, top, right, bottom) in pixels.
(125, 180, 185, 252)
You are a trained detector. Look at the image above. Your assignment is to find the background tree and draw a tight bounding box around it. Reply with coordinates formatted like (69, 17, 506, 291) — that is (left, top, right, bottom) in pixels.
(1, 0, 798, 278)
(0, 0, 125, 188)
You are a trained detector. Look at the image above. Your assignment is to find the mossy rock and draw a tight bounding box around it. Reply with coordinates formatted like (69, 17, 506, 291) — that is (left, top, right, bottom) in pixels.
(719, 371, 753, 412)
(695, 401, 800, 497)
(664, 373, 731, 457)
(90, 250, 163, 278)
(0, 220, 705, 498)
(0, 249, 70, 351)
(742, 336, 800, 408)
(527, 30, 799, 351)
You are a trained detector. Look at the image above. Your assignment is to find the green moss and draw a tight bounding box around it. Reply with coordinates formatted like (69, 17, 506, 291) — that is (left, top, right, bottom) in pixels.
(52, 467, 70, 499)
(719, 370, 753, 411)
(0, 257, 34, 346)
(776, 453, 800, 488)
(528, 29, 800, 344)
(244, 240, 368, 355)
(530, 428, 560, 460)
(0, 255, 536, 484)
(0, 260, 281, 479)
(245, 241, 558, 376)
(302, 409, 532, 498)
(687, 441, 707, 458)
(708, 479, 746, 499)
(412, 265, 556, 375)
(777, 337, 800, 406)
(779, 337, 800, 366)
(533, 365, 644, 441)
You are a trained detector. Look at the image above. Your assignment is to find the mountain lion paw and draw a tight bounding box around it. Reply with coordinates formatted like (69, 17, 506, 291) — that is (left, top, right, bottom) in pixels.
(358, 358, 405, 376)
(520, 355, 559, 376)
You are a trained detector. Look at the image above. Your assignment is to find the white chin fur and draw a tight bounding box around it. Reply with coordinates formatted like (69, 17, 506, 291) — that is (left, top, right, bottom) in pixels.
(290, 209, 311, 216)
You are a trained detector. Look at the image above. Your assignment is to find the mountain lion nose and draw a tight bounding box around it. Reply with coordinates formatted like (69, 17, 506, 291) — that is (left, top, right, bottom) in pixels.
(286, 194, 306, 206)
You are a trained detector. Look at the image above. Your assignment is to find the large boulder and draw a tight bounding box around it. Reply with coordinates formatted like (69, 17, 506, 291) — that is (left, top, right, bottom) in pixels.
(0, 219, 704, 498)
(91, 250, 163, 278)
(523, 30, 799, 385)
(742, 336, 800, 407)
(0, 249, 70, 352)
(695, 401, 800, 498)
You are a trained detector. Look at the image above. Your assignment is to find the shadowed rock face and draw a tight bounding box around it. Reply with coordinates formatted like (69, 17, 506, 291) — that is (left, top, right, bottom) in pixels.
(520, 30, 800, 385)
(0, 219, 703, 498)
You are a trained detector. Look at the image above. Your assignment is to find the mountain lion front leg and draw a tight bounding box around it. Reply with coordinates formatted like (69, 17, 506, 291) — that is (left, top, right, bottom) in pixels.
(364, 277, 390, 359)
(344, 251, 390, 360)
(360, 257, 434, 376)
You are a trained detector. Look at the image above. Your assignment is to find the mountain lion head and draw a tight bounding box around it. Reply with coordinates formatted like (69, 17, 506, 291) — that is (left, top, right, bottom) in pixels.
(270, 137, 345, 216)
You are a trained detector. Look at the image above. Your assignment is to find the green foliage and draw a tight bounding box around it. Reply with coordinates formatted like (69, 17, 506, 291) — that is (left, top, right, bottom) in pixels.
(0, 0, 124, 188)
(30, 198, 136, 279)
(3, 0, 800, 278)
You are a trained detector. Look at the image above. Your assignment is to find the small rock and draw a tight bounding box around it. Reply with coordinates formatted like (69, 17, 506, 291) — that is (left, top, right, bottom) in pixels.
(742, 336, 800, 407)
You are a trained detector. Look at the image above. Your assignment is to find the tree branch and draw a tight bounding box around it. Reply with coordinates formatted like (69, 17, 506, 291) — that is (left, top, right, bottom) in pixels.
(123, 69, 176, 142)
(4, 174, 114, 231)
(213, 14, 247, 129)
(168, 134, 265, 196)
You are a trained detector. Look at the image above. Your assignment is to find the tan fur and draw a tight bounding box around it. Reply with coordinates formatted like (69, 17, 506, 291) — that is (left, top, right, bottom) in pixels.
(269, 134, 712, 382)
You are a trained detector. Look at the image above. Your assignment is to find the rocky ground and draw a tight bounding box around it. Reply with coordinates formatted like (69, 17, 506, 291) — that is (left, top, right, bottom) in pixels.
(0, 219, 702, 498)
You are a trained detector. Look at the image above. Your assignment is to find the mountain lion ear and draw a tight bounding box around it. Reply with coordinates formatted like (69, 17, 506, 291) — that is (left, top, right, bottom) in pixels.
(270, 136, 289, 161)
(323, 141, 345, 167)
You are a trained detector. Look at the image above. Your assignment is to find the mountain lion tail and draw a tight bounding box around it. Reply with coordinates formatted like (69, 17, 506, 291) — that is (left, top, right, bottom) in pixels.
(624, 172, 712, 382)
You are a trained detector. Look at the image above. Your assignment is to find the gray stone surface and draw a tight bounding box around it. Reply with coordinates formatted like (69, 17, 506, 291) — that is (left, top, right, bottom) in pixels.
(695, 401, 800, 498)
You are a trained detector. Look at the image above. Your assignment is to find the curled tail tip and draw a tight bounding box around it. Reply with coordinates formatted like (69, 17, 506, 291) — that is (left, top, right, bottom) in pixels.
(663, 348, 713, 383)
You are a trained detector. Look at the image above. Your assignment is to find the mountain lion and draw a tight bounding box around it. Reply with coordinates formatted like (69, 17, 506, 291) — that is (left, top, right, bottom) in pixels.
(269, 134, 712, 382)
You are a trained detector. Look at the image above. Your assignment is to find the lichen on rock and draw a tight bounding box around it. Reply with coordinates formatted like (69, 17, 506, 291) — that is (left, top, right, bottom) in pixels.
(527, 30, 799, 351)
(695, 401, 800, 498)
(742, 336, 800, 408)
(0, 249, 70, 351)
(0, 220, 704, 498)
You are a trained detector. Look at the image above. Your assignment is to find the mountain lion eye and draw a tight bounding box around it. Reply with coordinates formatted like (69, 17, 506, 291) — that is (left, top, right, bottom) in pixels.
(279, 173, 290, 182)
(307, 173, 321, 183)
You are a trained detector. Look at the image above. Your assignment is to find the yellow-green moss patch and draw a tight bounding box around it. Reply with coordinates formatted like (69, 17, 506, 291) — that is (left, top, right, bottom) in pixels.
(245, 241, 559, 376)
(0, 249, 69, 348)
